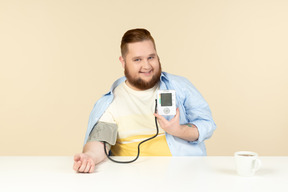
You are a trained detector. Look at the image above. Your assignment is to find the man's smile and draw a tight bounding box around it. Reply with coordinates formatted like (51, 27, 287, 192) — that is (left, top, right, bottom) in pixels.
(139, 69, 153, 76)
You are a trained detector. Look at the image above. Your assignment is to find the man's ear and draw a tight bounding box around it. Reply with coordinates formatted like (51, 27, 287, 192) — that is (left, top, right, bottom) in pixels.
(119, 56, 125, 69)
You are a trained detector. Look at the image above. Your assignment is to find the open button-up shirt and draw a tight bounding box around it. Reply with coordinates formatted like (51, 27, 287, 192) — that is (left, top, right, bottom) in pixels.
(84, 72, 216, 156)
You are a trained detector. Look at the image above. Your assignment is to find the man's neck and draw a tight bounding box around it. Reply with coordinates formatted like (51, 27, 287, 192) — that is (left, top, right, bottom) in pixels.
(125, 80, 141, 91)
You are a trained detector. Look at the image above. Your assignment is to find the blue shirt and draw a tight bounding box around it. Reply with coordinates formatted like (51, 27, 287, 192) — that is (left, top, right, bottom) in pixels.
(84, 72, 216, 156)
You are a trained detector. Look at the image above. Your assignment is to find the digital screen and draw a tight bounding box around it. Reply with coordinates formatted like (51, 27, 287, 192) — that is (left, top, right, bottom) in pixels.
(161, 93, 172, 106)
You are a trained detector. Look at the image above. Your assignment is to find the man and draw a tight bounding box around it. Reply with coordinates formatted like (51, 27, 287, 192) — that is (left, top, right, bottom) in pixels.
(73, 28, 216, 173)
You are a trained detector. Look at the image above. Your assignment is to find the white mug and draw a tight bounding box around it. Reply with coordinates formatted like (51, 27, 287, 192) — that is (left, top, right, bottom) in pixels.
(234, 151, 261, 176)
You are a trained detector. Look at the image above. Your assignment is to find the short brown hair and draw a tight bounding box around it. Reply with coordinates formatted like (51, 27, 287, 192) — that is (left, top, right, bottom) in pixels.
(120, 28, 156, 57)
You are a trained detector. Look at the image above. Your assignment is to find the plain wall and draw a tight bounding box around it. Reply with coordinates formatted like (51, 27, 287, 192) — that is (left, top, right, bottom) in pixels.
(1, 0, 287, 156)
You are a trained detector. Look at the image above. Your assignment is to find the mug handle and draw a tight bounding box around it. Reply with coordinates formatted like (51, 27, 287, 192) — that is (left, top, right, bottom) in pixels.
(253, 159, 262, 171)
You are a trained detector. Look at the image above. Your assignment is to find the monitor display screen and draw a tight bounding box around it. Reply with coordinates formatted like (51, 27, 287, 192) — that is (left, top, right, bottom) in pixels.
(161, 93, 172, 106)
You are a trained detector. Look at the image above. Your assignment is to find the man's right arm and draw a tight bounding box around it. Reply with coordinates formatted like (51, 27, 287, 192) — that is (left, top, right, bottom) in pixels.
(73, 120, 117, 173)
(73, 141, 108, 173)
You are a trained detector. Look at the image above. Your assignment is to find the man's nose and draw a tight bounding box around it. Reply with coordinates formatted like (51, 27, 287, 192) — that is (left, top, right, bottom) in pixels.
(142, 59, 152, 69)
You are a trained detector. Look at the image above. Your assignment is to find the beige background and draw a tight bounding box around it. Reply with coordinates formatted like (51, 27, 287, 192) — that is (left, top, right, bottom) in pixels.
(1, 0, 287, 156)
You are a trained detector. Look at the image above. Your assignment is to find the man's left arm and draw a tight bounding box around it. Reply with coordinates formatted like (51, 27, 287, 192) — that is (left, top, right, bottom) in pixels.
(155, 76, 216, 143)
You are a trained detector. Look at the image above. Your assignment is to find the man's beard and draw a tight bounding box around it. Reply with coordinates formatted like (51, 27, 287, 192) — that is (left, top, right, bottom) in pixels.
(124, 63, 162, 90)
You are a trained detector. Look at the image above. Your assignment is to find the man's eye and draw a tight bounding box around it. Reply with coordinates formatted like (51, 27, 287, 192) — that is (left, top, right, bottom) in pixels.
(134, 58, 141, 62)
(148, 56, 154, 60)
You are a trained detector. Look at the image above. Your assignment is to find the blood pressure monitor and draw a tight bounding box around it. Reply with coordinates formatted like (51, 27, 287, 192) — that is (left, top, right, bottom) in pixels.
(157, 90, 176, 116)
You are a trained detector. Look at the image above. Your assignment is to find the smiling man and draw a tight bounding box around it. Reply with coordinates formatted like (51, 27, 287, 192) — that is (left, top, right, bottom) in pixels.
(73, 28, 216, 173)
(121, 40, 161, 91)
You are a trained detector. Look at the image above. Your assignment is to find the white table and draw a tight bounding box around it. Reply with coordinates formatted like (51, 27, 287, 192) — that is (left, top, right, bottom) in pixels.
(0, 156, 287, 192)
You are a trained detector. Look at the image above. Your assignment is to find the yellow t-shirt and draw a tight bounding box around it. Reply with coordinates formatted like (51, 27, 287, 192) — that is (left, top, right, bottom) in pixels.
(99, 81, 171, 156)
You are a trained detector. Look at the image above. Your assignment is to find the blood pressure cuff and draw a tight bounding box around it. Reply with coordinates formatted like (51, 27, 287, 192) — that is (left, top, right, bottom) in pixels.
(87, 121, 118, 150)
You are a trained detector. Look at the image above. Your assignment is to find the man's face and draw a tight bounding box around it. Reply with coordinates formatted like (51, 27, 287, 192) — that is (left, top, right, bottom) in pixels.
(120, 40, 162, 91)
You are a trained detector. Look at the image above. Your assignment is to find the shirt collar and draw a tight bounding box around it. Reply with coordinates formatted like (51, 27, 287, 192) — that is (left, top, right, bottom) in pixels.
(160, 72, 169, 82)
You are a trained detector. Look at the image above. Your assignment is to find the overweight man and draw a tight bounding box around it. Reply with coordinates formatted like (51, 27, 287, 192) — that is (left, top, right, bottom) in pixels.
(73, 28, 216, 173)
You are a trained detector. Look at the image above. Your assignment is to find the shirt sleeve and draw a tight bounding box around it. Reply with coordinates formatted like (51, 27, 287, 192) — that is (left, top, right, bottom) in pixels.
(180, 77, 216, 144)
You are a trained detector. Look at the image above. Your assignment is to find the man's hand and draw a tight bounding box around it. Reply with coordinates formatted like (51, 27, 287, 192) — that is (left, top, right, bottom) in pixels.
(73, 141, 108, 173)
(73, 153, 95, 173)
(154, 108, 181, 136)
(154, 108, 199, 142)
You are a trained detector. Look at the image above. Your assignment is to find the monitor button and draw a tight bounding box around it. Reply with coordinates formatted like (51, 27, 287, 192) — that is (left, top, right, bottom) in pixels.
(164, 108, 170, 114)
